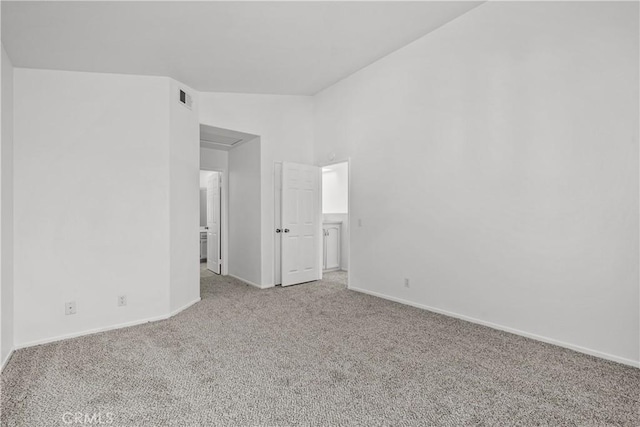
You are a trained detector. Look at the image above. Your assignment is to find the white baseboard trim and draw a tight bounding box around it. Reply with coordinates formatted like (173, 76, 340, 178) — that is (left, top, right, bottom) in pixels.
(15, 298, 202, 352)
(15, 315, 167, 350)
(1, 348, 14, 372)
(170, 297, 201, 317)
(228, 274, 273, 289)
(349, 286, 640, 368)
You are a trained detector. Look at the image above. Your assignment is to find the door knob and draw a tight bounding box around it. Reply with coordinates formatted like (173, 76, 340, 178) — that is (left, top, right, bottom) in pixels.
(276, 229, 282, 233)
(284, 229, 290, 233)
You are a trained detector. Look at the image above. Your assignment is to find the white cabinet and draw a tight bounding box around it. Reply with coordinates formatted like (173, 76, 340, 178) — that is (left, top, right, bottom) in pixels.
(323, 222, 341, 271)
(200, 232, 207, 260)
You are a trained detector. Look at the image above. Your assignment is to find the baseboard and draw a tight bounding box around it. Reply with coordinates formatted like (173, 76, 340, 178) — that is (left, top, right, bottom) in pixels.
(228, 273, 273, 289)
(349, 286, 640, 368)
(1, 348, 14, 372)
(170, 297, 201, 317)
(15, 298, 202, 351)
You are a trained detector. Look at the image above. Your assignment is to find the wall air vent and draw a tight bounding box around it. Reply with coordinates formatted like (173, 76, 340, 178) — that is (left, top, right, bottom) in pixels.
(179, 89, 193, 110)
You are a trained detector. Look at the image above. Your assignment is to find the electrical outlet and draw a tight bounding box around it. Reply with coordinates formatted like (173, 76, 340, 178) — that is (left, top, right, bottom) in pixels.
(404, 278, 410, 288)
(65, 301, 76, 315)
(118, 295, 127, 307)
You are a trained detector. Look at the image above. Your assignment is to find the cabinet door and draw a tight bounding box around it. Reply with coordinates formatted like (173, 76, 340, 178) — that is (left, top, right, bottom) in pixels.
(324, 225, 341, 271)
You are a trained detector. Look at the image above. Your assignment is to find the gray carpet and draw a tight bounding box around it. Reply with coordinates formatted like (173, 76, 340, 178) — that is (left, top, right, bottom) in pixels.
(1, 268, 639, 426)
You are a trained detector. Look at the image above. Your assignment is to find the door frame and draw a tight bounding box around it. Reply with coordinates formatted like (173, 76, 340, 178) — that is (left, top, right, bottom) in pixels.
(201, 167, 228, 276)
(274, 162, 283, 285)
(319, 158, 351, 288)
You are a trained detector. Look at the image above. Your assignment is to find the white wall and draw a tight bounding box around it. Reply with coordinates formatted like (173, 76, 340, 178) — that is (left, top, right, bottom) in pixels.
(313, 2, 639, 365)
(1, 44, 15, 368)
(227, 137, 261, 285)
(199, 170, 215, 188)
(12, 69, 191, 347)
(169, 79, 200, 313)
(199, 171, 214, 227)
(200, 147, 228, 172)
(322, 162, 348, 214)
(199, 93, 314, 286)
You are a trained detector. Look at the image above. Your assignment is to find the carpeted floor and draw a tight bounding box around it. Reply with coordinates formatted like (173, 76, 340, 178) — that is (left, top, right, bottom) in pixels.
(1, 267, 639, 426)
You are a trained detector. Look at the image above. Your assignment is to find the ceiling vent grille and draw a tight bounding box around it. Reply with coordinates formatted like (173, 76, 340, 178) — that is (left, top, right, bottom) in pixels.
(179, 89, 193, 110)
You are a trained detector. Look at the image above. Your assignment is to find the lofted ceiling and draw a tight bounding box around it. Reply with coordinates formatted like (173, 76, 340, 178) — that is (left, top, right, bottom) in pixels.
(2, 1, 482, 95)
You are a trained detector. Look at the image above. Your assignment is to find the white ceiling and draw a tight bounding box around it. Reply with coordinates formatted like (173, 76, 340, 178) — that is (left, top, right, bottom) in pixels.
(1, 1, 481, 95)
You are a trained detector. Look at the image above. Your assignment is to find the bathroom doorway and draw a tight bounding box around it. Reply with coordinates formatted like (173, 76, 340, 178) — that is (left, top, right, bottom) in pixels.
(199, 169, 225, 277)
(321, 160, 349, 286)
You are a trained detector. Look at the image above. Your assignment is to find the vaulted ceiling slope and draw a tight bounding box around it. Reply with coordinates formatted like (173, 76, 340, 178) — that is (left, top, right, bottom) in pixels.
(2, 1, 482, 95)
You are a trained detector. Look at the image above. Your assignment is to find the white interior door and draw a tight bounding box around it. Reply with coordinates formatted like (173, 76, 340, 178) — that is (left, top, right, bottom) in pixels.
(281, 162, 321, 286)
(207, 172, 221, 274)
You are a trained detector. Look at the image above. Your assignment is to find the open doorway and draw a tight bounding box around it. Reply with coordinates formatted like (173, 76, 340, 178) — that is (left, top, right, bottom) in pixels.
(273, 160, 350, 288)
(321, 161, 349, 286)
(199, 123, 260, 287)
(200, 170, 222, 277)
